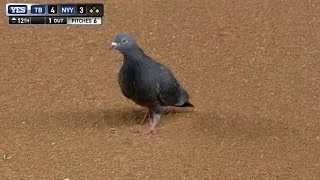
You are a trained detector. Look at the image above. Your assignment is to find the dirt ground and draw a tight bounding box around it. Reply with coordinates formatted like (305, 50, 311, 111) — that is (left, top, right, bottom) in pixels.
(1, 0, 319, 179)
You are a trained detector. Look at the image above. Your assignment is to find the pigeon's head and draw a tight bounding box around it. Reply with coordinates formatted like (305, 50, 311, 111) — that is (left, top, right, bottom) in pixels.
(109, 33, 138, 53)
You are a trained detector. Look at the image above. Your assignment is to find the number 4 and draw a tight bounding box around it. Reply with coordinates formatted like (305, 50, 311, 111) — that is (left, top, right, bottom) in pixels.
(50, 7, 55, 13)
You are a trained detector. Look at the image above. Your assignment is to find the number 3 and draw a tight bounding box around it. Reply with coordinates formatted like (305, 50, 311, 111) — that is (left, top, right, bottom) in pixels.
(79, 7, 83, 14)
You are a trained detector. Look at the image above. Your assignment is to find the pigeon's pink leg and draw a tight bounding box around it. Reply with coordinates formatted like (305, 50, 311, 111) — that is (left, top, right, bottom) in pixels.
(144, 113, 160, 134)
(144, 120, 158, 134)
(144, 118, 154, 133)
(140, 108, 151, 124)
(150, 120, 158, 132)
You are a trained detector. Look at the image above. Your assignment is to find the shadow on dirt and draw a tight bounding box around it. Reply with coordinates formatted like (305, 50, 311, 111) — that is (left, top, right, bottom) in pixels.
(46, 105, 293, 141)
(47, 106, 194, 129)
(99, 106, 194, 127)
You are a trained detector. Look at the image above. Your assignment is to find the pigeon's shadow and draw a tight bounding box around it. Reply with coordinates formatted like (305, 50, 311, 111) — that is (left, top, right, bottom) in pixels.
(99, 106, 194, 127)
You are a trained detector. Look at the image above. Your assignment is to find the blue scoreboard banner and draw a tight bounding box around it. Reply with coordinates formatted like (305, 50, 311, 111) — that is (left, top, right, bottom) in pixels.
(6, 3, 104, 25)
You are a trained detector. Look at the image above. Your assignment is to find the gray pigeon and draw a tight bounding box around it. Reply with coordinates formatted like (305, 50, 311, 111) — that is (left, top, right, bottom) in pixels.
(109, 33, 193, 133)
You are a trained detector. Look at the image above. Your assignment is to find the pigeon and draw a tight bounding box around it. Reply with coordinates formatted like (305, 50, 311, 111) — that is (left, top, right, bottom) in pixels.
(109, 33, 193, 133)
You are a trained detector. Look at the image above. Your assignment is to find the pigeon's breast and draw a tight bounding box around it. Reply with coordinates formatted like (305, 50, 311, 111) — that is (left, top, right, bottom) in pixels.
(118, 65, 136, 99)
(118, 64, 158, 106)
(130, 67, 159, 104)
(133, 73, 157, 99)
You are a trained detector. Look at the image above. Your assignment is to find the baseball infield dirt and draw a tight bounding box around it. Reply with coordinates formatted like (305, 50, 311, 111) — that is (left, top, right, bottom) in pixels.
(1, 0, 319, 179)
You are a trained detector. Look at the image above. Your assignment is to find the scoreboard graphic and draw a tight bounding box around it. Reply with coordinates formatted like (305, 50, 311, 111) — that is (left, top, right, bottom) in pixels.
(6, 3, 103, 25)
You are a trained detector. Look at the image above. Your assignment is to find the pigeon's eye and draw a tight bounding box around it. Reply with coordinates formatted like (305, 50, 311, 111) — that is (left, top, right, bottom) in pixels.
(121, 38, 128, 44)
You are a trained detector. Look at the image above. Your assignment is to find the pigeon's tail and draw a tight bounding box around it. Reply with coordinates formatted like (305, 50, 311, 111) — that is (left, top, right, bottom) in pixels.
(178, 100, 194, 107)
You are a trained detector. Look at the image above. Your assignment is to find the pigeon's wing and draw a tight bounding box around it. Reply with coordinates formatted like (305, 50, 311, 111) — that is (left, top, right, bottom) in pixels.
(153, 64, 189, 106)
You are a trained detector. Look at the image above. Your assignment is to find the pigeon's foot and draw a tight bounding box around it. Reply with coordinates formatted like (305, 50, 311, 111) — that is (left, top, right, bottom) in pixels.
(143, 128, 155, 134)
(140, 109, 152, 124)
(140, 108, 154, 125)
(143, 120, 158, 134)
(140, 109, 149, 124)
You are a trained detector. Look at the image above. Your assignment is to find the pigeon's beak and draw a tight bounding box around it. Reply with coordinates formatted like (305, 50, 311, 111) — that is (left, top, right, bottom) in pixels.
(109, 42, 119, 50)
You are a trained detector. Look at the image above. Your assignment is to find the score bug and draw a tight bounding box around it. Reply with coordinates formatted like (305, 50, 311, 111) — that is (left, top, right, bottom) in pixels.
(6, 3, 104, 25)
